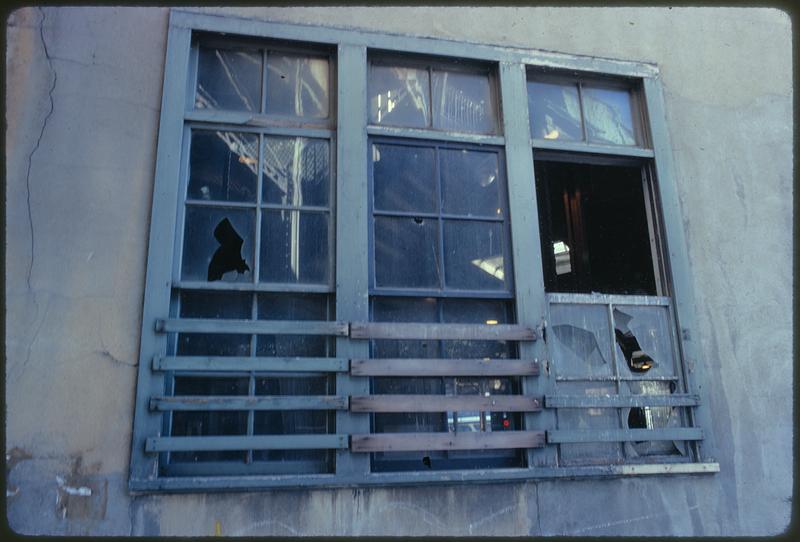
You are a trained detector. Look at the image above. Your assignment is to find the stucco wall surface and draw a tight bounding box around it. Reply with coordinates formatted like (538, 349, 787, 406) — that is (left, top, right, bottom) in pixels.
(5, 6, 792, 536)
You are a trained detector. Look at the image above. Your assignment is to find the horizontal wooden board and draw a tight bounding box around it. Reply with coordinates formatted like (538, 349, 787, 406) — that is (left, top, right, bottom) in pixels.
(351, 431, 545, 452)
(545, 394, 700, 409)
(155, 318, 349, 336)
(350, 358, 539, 376)
(546, 427, 703, 444)
(349, 322, 536, 341)
(153, 356, 349, 372)
(349, 395, 541, 413)
(150, 395, 348, 411)
(145, 434, 349, 452)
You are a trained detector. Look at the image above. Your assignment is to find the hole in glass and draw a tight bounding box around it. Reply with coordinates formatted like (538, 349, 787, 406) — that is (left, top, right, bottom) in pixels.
(207, 218, 251, 281)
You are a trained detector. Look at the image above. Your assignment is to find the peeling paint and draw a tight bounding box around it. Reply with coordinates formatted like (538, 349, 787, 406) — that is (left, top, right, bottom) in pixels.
(56, 475, 92, 496)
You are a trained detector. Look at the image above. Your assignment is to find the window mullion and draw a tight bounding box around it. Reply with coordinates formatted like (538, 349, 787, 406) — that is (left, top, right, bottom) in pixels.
(334, 43, 371, 478)
(497, 61, 556, 468)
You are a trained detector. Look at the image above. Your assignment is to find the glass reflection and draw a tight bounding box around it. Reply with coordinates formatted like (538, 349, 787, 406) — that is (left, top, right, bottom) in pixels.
(188, 131, 258, 202)
(369, 65, 430, 128)
(196, 47, 262, 112)
(260, 210, 329, 284)
(440, 149, 501, 217)
(582, 87, 636, 145)
(266, 54, 329, 118)
(262, 137, 329, 207)
(527, 81, 582, 141)
(431, 69, 496, 134)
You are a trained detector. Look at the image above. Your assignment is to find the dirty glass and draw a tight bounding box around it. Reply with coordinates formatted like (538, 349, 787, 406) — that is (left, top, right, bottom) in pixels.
(374, 216, 440, 288)
(441, 299, 513, 359)
(582, 87, 636, 146)
(369, 64, 430, 128)
(372, 144, 437, 213)
(266, 53, 329, 118)
(549, 303, 614, 378)
(443, 220, 506, 290)
(527, 81, 583, 141)
(188, 131, 258, 202)
(256, 293, 331, 358)
(171, 377, 250, 462)
(440, 149, 501, 217)
(625, 380, 686, 457)
(195, 47, 262, 112)
(556, 381, 623, 465)
(614, 306, 676, 378)
(181, 207, 255, 283)
(431, 69, 496, 134)
(259, 210, 329, 284)
(176, 290, 252, 358)
(262, 137, 330, 207)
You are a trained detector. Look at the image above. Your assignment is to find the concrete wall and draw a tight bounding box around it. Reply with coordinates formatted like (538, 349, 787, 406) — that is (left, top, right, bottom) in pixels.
(5, 6, 792, 536)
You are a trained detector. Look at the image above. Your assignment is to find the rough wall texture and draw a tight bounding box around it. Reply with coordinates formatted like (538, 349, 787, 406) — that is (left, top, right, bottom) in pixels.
(5, 6, 792, 536)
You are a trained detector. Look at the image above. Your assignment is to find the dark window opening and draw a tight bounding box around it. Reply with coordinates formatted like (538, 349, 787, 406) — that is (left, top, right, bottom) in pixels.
(535, 160, 657, 295)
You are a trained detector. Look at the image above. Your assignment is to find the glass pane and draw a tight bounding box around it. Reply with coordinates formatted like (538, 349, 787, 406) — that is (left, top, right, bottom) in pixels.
(556, 381, 623, 464)
(181, 207, 254, 283)
(582, 87, 636, 145)
(614, 305, 677, 378)
(256, 293, 331, 357)
(625, 380, 686, 457)
(260, 211, 329, 284)
(374, 216, 440, 288)
(369, 64, 430, 127)
(176, 333, 251, 357)
(549, 303, 614, 378)
(266, 53, 329, 118)
(188, 131, 258, 202)
(371, 296, 440, 359)
(443, 220, 506, 291)
(432, 69, 496, 134)
(527, 81, 582, 141)
(196, 47, 262, 112)
(440, 149, 502, 217)
(372, 144, 437, 213)
(179, 290, 252, 319)
(263, 137, 330, 207)
(441, 299, 514, 359)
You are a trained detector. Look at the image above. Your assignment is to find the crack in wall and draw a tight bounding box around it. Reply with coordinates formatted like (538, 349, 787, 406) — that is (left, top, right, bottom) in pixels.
(25, 6, 58, 291)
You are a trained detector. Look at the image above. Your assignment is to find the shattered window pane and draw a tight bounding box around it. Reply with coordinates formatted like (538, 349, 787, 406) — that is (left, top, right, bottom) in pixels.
(369, 64, 430, 128)
(188, 131, 258, 202)
(181, 208, 255, 283)
(527, 81, 583, 141)
(582, 87, 637, 146)
(556, 381, 623, 465)
(262, 137, 330, 207)
(196, 47, 262, 112)
(431, 69, 496, 134)
(614, 306, 676, 378)
(259, 210, 329, 284)
(549, 303, 614, 378)
(372, 143, 437, 213)
(625, 380, 686, 457)
(265, 53, 329, 118)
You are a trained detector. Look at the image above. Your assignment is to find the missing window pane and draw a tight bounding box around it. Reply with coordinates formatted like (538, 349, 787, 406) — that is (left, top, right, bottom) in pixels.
(536, 161, 657, 295)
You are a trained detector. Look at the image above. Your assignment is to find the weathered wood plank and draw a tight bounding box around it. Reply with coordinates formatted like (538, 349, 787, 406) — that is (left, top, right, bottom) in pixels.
(145, 434, 349, 452)
(150, 395, 348, 411)
(350, 358, 539, 376)
(349, 322, 536, 341)
(545, 394, 700, 409)
(155, 318, 349, 336)
(349, 395, 541, 413)
(350, 431, 546, 452)
(546, 427, 703, 444)
(153, 356, 349, 372)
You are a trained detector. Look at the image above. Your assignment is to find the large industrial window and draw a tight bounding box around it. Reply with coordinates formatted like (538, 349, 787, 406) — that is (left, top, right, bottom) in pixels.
(129, 10, 718, 492)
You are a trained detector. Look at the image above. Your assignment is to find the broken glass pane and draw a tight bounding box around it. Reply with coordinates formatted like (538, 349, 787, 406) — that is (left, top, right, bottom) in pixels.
(372, 143, 437, 213)
(260, 210, 329, 284)
(266, 53, 329, 118)
(369, 64, 430, 128)
(527, 81, 582, 141)
(195, 47, 262, 112)
(256, 293, 332, 357)
(556, 381, 623, 465)
(188, 131, 258, 202)
(625, 380, 686, 457)
(440, 149, 502, 217)
(431, 69, 496, 134)
(181, 208, 254, 283)
(549, 303, 614, 378)
(374, 216, 440, 288)
(582, 87, 636, 146)
(262, 137, 329, 207)
(614, 306, 676, 378)
(443, 220, 506, 291)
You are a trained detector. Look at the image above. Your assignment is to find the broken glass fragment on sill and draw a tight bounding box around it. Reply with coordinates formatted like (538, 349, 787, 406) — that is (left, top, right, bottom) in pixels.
(613, 309, 654, 373)
(207, 218, 251, 281)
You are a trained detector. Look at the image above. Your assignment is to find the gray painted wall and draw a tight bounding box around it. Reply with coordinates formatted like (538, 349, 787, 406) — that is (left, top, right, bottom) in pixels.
(5, 6, 792, 536)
